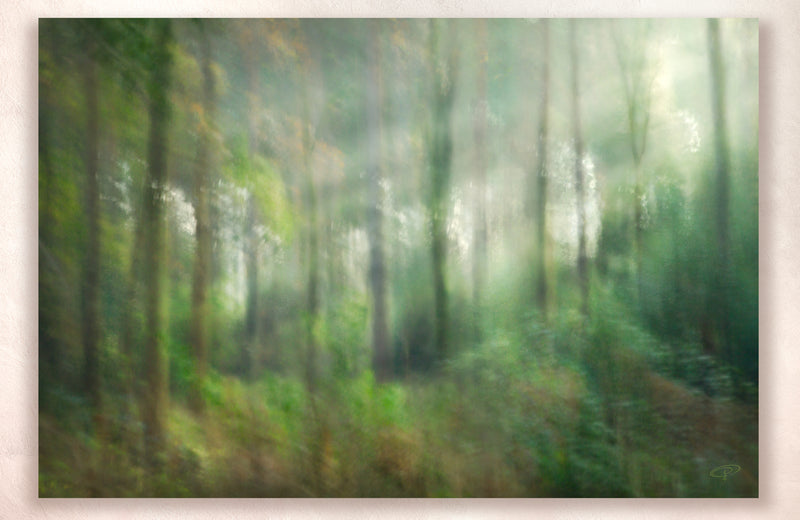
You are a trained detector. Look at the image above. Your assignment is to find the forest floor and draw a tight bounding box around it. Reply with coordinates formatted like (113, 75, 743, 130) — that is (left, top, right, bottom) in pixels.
(39, 337, 758, 497)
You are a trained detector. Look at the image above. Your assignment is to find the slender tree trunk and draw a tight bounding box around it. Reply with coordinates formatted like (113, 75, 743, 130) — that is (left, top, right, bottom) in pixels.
(429, 19, 457, 363)
(304, 152, 320, 391)
(570, 20, 589, 316)
(142, 19, 172, 469)
(243, 35, 260, 380)
(82, 38, 102, 417)
(610, 20, 653, 306)
(82, 45, 104, 495)
(243, 194, 259, 378)
(189, 23, 215, 413)
(302, 52, 320, 393)
(472, 19, 488, 340)
(633, 157, 650, 309)
(298, 37, 326, 493)
(39, 45, 60, 387)
(322, 178, 337, 302)
(707, 19, 731, 364)
(366, 20, 391, 382)
(121, 198, 145, 410)
(39, 27, 71, 397)
(534, 20, 550, 319)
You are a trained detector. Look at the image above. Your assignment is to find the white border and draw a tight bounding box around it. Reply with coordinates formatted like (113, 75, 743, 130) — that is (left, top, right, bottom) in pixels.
(3, 1, 796, 518)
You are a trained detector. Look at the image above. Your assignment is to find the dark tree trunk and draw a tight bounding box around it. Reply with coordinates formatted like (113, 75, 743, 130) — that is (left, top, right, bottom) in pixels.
(429, 19, 457, 362)
(707, 19, 731, 364)
(189, 22, 215, 413)
(302, 50, 321, 393)
(142, 19, 172, 469)
(120, 201, 145, 407)
(82, 36, 102, 417)
(39, 36, 60, 389)
(366, 20, 391, 382)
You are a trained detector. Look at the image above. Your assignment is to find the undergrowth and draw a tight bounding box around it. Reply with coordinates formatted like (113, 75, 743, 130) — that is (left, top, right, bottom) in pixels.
(39, 311, 757, 497)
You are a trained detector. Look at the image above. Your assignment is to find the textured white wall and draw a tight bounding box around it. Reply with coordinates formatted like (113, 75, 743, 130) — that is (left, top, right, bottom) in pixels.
(3, 1, 795, 518)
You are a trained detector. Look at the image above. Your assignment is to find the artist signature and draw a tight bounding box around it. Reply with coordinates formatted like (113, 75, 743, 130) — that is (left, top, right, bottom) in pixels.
(709, 464, 741, 481)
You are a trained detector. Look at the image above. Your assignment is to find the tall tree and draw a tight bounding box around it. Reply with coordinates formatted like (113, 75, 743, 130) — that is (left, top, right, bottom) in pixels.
(189, 20, 216, 413)
(533, 19, 551, 318)
(610, 20, 654, 305)
(428, 19, 458, 362)
(570, 20, 589, 316)
(301, 32, 321, 391)
(707, 19, 732, 363)
(472, 19, 489, 339)
(81, 26, 101, 417)
(366, 20, 391, 381)
(242, 23, 261, 380)
(141, 19, 173, 468)
(108, 19, 154, 402)
(38, 26, 61, 389)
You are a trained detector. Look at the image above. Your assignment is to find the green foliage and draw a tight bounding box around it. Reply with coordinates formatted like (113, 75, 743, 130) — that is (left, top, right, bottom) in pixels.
(326, 293, 369, 378)
(224, 135, 296, 246)
(39, 19, 757, 498)
(166, 277, 193, 399)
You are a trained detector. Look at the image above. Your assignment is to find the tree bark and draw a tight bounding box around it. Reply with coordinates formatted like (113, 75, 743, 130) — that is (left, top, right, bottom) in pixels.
(533, 20, 550, 319)
(429, 19, 457, 362)
(366, 20, 391, 382)
(189, 22, 215, 413)
(142, 19, 172, 469)
(302, 46, 321, 392)
(38, 71, 60, 386)
(82, 35, 102, 417)
(707, 19, 731, 364)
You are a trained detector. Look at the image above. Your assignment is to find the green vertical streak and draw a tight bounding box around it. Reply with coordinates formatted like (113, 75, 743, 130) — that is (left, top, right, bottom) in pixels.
(142, 19, 172, 470)
(472, 18, 488, 338)
(570, 20, 589, 316)
(429, 19, 456, 362)
(534, 19, 550, 319)
(367, 20, 391, 382)
(190, 21, 215, 413)
(707, 19, 732, 365)
(82, 33, 101, 417)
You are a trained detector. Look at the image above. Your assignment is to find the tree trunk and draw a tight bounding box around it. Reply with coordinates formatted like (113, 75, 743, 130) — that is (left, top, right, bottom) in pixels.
(244, 194, 259, 378)
(189, 23, 215, 413)
(366, 20, 391, 382)
(429, 19, 457, 362)
(707, 19, 731, 365)
(82, 36, 102, 418)
(243, 31, 260, 380)
(570, 20, 589, 316)
(120, 198, 145, 412)
(534, 20, 550, 319)
(472, 19, 488, 340)
(142, 19, 172, 469)
(610, 20, 653, 307)
(302, 50, 321, 393)
(38, 81, 60, 387)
